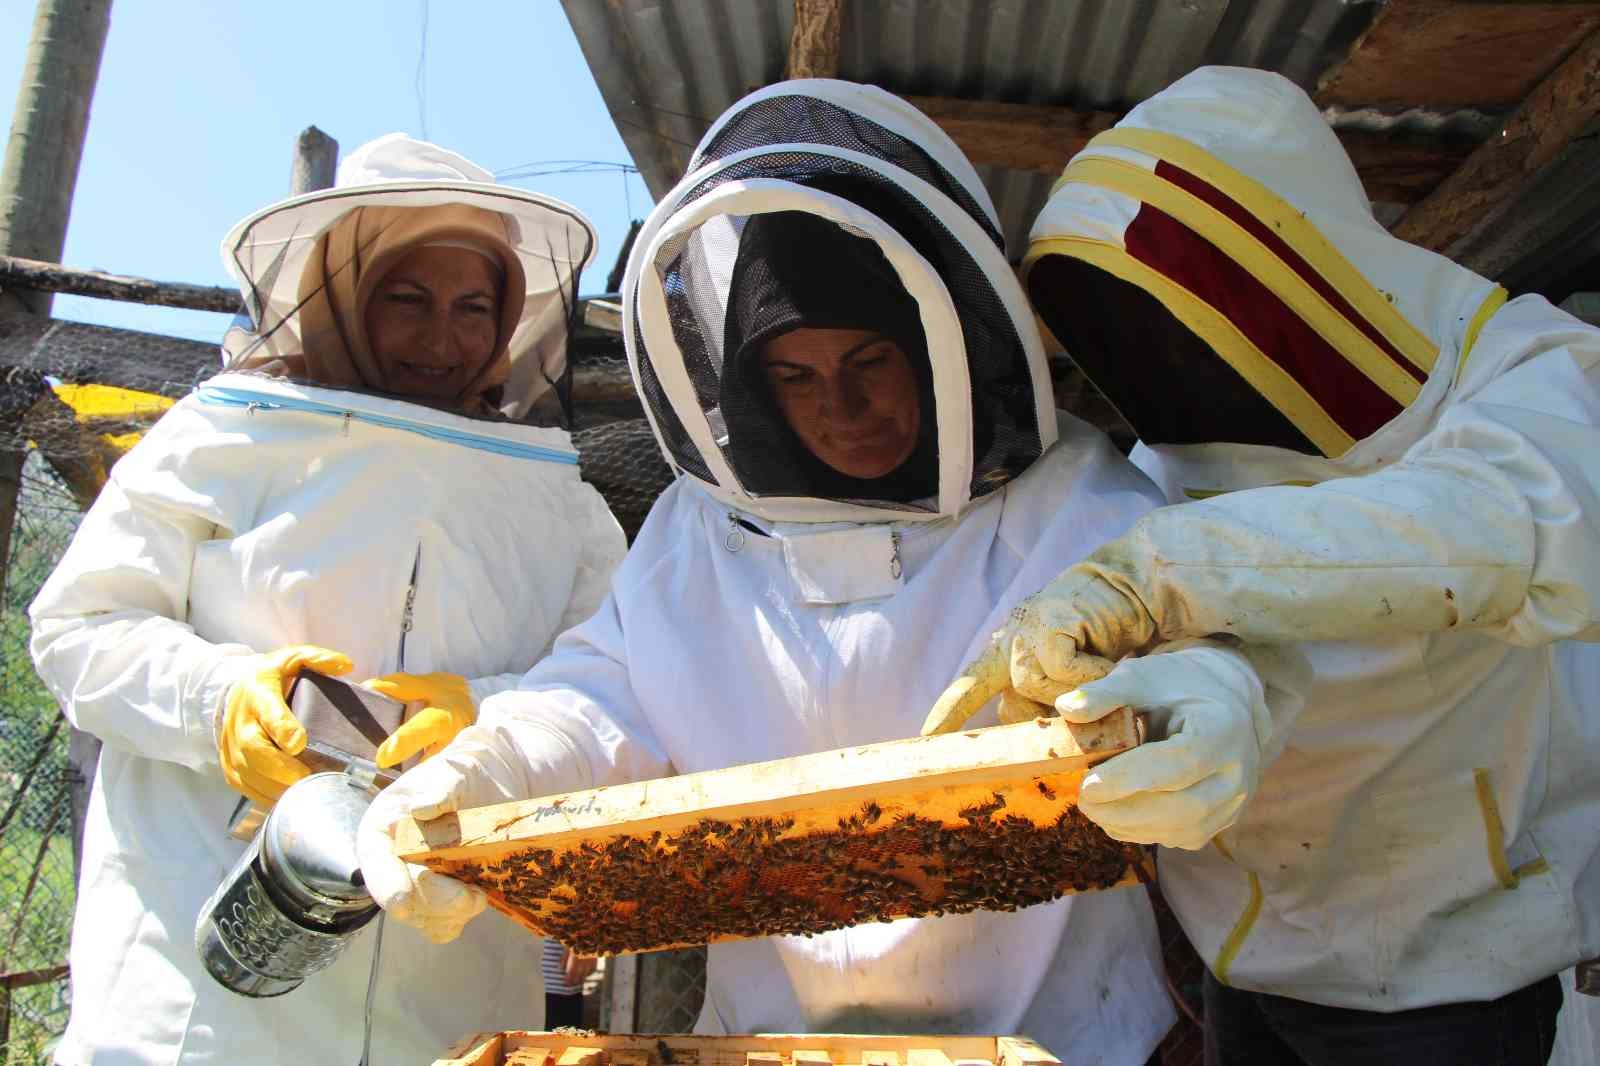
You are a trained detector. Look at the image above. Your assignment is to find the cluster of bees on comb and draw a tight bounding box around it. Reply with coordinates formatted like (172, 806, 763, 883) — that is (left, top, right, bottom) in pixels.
(438, 788, 1147, 955)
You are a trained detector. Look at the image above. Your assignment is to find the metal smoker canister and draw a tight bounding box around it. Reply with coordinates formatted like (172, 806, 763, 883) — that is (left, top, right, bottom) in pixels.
(195, 772, 382, 997)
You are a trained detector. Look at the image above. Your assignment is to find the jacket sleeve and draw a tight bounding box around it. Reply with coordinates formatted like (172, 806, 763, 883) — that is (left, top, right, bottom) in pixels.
(1097, 296, 1600, 648)
(1432, 297, 1600, 645)
(473, 584, 674, 800)
(27, 460, 258, 771)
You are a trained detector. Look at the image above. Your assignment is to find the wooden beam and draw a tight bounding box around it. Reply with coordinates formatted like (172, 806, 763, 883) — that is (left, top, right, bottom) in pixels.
(904, 94, 1475, 204)
(1316, 0, 1600, 110)
(433, 1034, 1024, 1066)
(0, 964, 68, 990)
(395, 712, 1146, 955)
(785, 0, 841, 80)
(0, 254, 240, 314)
(399, 711, 1141, 860)
(903, 95, 1119, 176)
(1393, 25, 1600, 252)
(1330, 128, 1480, 206)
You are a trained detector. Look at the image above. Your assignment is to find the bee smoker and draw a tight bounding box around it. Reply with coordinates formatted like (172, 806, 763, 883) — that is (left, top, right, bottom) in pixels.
(195, 770, 384, 997)
(195, 672, 407, 998)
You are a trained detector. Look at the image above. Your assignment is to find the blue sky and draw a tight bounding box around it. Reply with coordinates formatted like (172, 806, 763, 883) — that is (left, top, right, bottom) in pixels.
(0, 2, 650, 343)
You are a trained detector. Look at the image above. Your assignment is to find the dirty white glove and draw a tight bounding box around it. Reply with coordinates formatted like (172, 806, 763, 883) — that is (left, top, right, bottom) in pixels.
(357, 718, 583, 943)
(925, 456, 1530, 735)
(1055, 640, 1272, 851)
(922, 566, 1147, 734)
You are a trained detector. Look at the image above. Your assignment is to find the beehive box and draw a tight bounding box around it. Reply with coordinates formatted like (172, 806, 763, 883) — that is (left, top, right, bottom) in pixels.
(395, 711, 1149, 955)
(434, 1032, 1066, 1066)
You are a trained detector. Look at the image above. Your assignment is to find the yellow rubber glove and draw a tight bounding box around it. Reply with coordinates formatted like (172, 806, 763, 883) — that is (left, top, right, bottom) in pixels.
(219, 645, 354, 805)
(366, 673, 476, 768)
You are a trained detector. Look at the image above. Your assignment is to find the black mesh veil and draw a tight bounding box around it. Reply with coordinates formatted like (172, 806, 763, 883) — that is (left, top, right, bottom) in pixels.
(628, 87, 1048, 517)
(692, 93, 1005, 251)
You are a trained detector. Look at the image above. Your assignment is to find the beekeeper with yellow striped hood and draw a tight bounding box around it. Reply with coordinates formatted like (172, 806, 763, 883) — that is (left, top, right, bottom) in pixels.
(354, 79, 1235, 1062)
(29, 135, 626, 1064)
(929, 66, 1600, 1061)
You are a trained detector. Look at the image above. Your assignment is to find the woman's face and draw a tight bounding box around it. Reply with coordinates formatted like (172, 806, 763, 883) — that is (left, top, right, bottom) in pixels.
(364, 245, 503, 402)
(761, 327, 922, 479)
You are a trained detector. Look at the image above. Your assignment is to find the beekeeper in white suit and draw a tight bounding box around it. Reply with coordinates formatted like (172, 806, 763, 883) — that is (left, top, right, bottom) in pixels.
(351, 80, 1276, 1062)
(29, 135, 625, 1064)
(928, 66, 1600, 1064)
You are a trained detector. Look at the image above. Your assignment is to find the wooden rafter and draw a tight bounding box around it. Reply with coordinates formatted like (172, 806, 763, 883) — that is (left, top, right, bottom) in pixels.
(785, 0, 841, 80)
(903, 96, 1120, 177)
(1316, 0, 1600, 110)
(1393, 25, 1600, 253)
(903, 94, 1475, 204)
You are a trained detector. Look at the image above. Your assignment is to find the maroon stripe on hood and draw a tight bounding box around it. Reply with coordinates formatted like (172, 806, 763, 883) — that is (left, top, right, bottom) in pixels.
(1123, 202, 1404, 442)
(1156, 160, 1427, 385)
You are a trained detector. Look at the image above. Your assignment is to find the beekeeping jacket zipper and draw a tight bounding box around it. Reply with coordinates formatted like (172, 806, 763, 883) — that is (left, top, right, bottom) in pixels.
(196, 383, 580, 465)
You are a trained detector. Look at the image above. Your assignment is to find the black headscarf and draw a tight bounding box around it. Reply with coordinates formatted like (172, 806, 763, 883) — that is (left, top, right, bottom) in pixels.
(720, 211, 938, 504)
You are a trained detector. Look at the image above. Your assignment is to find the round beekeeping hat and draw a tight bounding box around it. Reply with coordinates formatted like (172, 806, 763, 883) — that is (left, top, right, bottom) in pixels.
(221, 133, 598, 416)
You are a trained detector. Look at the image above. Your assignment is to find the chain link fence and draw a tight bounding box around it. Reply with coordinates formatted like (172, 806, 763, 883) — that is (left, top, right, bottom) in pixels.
(1, 449, 83, 1065)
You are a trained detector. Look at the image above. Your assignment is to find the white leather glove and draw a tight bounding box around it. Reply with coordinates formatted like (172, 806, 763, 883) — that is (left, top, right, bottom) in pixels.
(1055, 640, 1271, 851)
(356, 718, 581, 943)
(926, 456, 1530, 736)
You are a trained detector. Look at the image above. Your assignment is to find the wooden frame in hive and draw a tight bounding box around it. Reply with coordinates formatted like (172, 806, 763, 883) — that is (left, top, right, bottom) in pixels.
(395, 711, 1148, 955)
(433, 1032, 1067, 1066)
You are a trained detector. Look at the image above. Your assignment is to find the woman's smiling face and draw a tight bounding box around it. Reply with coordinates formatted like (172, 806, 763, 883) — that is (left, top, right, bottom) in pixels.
(363, 244, 502, 403)
(762, 326, 923, 479)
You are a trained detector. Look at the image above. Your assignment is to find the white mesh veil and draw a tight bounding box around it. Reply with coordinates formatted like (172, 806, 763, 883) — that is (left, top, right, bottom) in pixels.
(622, 80, 1055, 524)
(219, 136, 597, 419)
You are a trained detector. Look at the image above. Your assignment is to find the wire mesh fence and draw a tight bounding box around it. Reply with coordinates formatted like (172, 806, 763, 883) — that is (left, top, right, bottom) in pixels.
(1, 450, 83, 1065)
(635, 948, 707, 1034)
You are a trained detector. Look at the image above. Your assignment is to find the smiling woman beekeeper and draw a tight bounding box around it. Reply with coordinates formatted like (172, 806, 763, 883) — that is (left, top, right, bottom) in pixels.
(28, 135, 625, 1065)
(350, 80, 1299, 1064)
(929, 67, 1600, 1063)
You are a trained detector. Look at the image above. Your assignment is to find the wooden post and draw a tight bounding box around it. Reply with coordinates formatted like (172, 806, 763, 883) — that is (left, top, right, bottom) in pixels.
(0, 0, 113, 569)
(785, 0, 841, 80)
(605, 954, 639, 1034)
(289, 126, 338, 197)
(0, 0, 113, 317)
(0, 0, 114, 894)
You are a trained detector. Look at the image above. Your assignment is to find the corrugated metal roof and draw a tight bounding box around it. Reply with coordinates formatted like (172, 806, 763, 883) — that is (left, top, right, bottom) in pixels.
(562, 0, 1387, 259)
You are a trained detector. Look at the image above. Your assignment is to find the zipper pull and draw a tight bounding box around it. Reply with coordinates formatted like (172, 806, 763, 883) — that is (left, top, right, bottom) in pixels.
(889, 530, 903, 580)
(400, 584, 417, 634)
(724, 512, 746, 553)
(397, 547, 421, 671)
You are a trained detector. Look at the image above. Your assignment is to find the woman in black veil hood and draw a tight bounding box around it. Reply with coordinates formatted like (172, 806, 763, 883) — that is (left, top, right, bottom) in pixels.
(720, 210, 940, 505)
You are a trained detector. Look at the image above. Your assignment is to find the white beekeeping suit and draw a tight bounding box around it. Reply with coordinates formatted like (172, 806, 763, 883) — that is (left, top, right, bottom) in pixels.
(1004, 65, 1600, 1028)
(28, 136, 626, 1065)
(360, 80, 1183, 1064)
